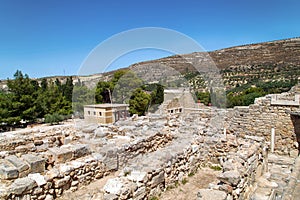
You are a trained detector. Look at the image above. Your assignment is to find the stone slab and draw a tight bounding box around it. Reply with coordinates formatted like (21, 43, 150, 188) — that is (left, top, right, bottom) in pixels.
(70, 144, 90, 159)
(6, 155, 29, 172)
(9, 177, 37, 195)
(28, 173, 47, 186)
(0, 159, 18, 180)
(48, 147, 73, 163)
(218, 170, 241, 186)
(103, 150, 118, 171)
(127, 171, 148, 182)
(21, 154, 45, 174)
(197, 189, 227, 200)
(103, 178, 124, 195)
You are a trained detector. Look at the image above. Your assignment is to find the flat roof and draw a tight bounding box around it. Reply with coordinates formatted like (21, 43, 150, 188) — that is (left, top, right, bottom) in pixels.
(84, 103, 129, 108)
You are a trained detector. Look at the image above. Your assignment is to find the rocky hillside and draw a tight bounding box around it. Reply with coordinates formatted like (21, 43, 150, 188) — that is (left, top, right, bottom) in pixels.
(1, 37, 299, 91)
(127, 37, 300, 90)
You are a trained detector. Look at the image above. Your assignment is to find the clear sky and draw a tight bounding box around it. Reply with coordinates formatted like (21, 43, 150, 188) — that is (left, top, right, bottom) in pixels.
(0, 0, 299, 79)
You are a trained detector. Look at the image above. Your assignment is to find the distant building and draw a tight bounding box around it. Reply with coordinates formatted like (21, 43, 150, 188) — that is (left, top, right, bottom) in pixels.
(84, 104, 129, 124)
(159, 88, 197, 114)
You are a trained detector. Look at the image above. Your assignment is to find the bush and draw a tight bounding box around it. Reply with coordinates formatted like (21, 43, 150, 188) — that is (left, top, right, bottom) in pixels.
(44, 113, 64, 125)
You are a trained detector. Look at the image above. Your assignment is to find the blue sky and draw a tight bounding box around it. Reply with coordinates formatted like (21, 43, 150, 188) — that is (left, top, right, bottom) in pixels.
(0, 0, 299, 79)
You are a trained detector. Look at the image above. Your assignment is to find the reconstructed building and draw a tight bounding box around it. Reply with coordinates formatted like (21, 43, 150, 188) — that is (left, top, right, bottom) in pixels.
(84, 104, 129, 124)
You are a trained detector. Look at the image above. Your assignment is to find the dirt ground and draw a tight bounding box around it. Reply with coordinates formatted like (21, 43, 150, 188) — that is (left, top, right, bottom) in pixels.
(58, 172, 120, 200)
(58, 168, 219, 200)
(159, 168, 220, 200)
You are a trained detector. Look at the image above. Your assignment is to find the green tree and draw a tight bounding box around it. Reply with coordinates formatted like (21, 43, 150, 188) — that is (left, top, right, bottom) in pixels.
(63, 76, 74, 102)
(111, 69, 129, 85)
(113, 71, 143, 103)
(41, 78, 48, 91)
(95, 81, 113, 103)
(129, 88, 151, 116)
(44, 113, 64, 125)
(143, 83, 164, 112)
(196, 91, 211, 105)
(7, 70, 40, 122)
(73, 85, 95, 117)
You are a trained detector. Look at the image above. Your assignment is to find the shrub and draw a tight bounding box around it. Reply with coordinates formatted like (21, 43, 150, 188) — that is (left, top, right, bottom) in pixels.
(44, 113, 64, 125)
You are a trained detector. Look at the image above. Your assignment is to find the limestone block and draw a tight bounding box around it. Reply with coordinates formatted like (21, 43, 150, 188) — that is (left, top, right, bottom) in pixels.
(103, 178, 124, 195)
(150, 171, 165, 187)
(218, 170, 241, 186)
(28, 173, 47, 186)
(6, 155, 29, 173)
(197, 189, 227, 200)
(133, 186, 146, 200)
(48, 147, 73, 163)
(54, 176, 71, 188)
(71, 144, 90, 159)
(103, 193, 118, 200)
(9, 177, 37, 195)
(45, 194, 54, 200)
(268, 154, 294, 165)
(0, 183, 9, 199)
(21, 154, 46, 173)
(127, 171, 148, 182)
(0, 159, 19, 180)
(103, 150, 118, 171)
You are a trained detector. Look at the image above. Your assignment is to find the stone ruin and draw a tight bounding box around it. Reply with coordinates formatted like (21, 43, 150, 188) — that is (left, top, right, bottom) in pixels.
(1, 85, 300, 200)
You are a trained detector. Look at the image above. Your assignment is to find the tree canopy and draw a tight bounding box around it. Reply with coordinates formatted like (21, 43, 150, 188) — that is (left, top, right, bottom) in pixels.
(0, 70, 74, 131)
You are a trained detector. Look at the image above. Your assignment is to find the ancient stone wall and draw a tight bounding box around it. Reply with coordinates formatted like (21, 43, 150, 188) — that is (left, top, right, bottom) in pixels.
(0, 118, 177, 200)
(226, 89, 300, 156)
(102, 125, 268, 200)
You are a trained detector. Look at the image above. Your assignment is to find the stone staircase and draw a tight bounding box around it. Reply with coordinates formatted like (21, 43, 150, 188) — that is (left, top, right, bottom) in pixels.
(251, 154, 296, 200)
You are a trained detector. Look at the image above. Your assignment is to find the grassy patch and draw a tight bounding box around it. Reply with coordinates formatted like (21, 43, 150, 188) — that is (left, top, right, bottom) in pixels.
(174, 180, 179, 187)
(210, 165, 222, 171)
(188, 172, 195, 177)
(181, 178, 188, 185)
(149, 196, 159, 200)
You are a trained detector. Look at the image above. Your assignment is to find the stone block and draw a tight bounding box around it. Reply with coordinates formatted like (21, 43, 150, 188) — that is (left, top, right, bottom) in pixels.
(0, 159, 18, 180)
(268, 154, 294, 165)
(21, 154, 46, 173)
(103, 150, 118, 171)
(28, 173, 47, 186)
(133, 186, 146, 200)
(54, 176, 71, 188)
(103, 193, 118, 200)
(0, 183, 9, 199)
(127, 171, 148, 183)
(9, 177, 37, 195)
(197, 189, 227, 200)
(150, 171, 165, 187)
(103, 178, 124, 195)
(218, 170, 241, 186)
(6, 155, 29, 173)
(71, 144, 90, 159)
(48, 147, 73, 163)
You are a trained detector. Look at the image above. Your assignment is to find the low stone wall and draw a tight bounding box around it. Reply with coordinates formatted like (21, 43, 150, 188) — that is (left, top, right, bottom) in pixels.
(103, 132, 268, 200)
(226, 91, 300, 156)
(0, 122, 175, 200)
(1, 153, 108, 200)
(0, 124, 77, 154)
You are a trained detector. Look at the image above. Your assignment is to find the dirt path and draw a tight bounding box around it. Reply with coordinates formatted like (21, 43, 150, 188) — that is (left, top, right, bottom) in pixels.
(159, 168, 220, 200)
